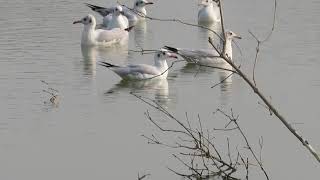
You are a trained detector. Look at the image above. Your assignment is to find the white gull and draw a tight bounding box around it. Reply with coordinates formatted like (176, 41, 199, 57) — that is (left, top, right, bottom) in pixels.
(86, 0, 153, 26)
(98, 49, 178, 80)
(73, 14, 133, 46)
(198, 0, 221, 23)
(164, 31, 241, 65)
(104, 5, 129, 30)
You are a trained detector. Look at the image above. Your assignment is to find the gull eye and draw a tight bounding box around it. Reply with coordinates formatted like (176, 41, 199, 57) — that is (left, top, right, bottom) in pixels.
(162, 52, 166, 55)
(84, 18, 87, 21)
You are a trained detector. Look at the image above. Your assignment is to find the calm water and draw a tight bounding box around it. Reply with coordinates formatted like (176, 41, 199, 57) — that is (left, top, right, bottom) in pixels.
(0, 0, 319, 179)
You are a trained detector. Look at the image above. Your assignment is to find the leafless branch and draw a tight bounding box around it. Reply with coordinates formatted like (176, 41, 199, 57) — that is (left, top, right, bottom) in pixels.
(211, 72, 235, 88)
(214, 0, 320, 163)
(138, 172, 150, 180)
(215, 108, 269, 180)
(249, 0, 277, 86)
(133, 91, 272, 179)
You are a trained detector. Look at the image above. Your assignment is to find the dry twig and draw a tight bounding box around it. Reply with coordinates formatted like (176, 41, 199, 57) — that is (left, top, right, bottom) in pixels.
(214, 0, 320, 163)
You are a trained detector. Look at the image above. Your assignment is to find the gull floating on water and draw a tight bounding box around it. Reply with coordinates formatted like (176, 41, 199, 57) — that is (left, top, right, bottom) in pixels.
(164, 31, 241, 65)
(86, 0, 153, 26)
(98, 49, 178, 80)
(198, 0, 221, 23)
(73, 14, 133, 46)
(104, 5, 129, 30)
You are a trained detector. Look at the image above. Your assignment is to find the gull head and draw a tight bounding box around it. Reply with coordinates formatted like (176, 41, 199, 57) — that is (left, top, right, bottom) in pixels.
(113, 6, 124, 16)
(225, 30, 242, 41)
(155, 49, 178, 60)
(134, 0, 154, 8)
(73, 14, 96, 26)
(198, 0, 216, 7)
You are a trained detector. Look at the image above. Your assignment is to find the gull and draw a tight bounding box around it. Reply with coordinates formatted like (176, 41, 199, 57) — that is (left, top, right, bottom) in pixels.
(104, 5, 129, 30)
(164, 31, 241, 65)
(98, 49, 178, 80)
(85, 0, 154, 26)
(198, 0, 221, 24)
(122, 0, 154, 22)
(73, 14, 133, 46)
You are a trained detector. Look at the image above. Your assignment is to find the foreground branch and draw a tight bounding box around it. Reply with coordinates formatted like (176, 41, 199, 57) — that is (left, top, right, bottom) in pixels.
(133, 93, 271, 179)
(214, 0, 320, 163)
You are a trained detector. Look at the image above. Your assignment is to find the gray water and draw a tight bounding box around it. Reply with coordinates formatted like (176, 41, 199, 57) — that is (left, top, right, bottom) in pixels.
(0, 0, 319, 179)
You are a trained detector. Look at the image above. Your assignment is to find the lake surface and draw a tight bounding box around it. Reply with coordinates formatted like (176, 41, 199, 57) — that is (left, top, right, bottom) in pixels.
(0, 0, 319, 179)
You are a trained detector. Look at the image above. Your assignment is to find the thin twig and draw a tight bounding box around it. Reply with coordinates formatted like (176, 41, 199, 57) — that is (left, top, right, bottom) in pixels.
(213, 0, 320, 163)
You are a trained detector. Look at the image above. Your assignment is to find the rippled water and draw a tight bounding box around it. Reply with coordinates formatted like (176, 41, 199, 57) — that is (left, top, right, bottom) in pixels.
(0, 0, 319, 179)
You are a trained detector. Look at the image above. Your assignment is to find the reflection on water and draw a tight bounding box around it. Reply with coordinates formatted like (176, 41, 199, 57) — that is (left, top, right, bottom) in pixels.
(106, 79, 170, 107)
(81, 44, 129, 76)
(1, 0, 319, 179)
(180, 62, 233, 105)
(198, 21, 223, 49)
(216, 62, 233, 105)
(133, 20, 148, 48)
(180, 63, 215, 74)
(81, 46, 97, 76)
(181, 63, 232, 89)
(195, 21, 233, 104)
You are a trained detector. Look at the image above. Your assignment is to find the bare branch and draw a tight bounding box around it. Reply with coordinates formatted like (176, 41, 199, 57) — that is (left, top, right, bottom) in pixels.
(249, 0, 277, 86)
(209, 0, 320, 162)
(138, 173, 150, 180)
(211, 72, 235, 89)
(216, 109, 269, 180)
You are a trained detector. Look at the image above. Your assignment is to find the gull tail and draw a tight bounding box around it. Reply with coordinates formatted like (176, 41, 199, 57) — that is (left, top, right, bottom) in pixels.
(125, 26, 135, 32)
(164, 46, 178, 53)
(98, 61, 119, 68)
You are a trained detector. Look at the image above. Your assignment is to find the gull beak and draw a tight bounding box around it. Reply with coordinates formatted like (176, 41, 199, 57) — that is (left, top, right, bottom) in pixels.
(169, 54, 178, 59)
(145, 1, 154, 5)
(73, 20, 82, 24)
(234, 35, 242, 39)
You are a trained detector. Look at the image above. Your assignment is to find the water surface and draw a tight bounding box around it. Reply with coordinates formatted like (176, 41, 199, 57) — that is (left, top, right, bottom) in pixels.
(0, 0, 319, 179)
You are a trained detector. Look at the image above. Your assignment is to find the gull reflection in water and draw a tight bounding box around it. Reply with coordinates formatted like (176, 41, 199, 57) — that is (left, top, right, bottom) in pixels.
(133, 20, 148, 48)
(198, 21, 223, 49)
(193, 21, 232, 105)
(106, 79, 170, 107)
(181, 61, 233, 105)
(81, 44, 129, 77)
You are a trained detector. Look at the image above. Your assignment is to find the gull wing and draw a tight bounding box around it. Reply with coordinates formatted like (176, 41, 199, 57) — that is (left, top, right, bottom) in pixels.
(85, 3, 114, 17)
(110, 64, 159, 79)
(95, 28, 127, 43)
(178, 49, 219, 58)
(165, 46, 219, 62)
(127, 64, 159, 75)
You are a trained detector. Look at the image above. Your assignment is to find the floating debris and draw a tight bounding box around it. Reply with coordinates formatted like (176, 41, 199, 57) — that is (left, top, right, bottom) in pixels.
(41, 80, 60, 106)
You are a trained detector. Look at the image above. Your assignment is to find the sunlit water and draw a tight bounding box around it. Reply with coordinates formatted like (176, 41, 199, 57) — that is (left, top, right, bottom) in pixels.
(0, 0, 319, 179)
